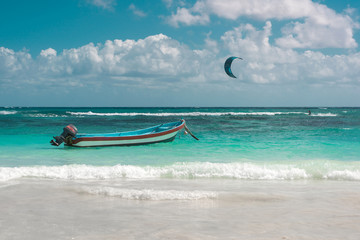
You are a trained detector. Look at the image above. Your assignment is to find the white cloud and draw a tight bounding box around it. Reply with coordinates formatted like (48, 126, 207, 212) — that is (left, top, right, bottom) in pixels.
(0, 47, 32, 81)
(1, 27, 360, 93)
(167, 0, 358, 49)
(206, 0, 314, 20)
(129, 4, 147, 18)
(40, 48, 57, 58)
(220, 22, 360, 85)
(0, 34, 216, 90)
(275, 3, 357, 49)
(168, 2, 210, 27)
(86, 0, 116, 10)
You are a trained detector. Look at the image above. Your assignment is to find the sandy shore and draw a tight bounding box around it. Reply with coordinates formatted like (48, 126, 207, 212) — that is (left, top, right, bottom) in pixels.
(1, 179, 360, 240)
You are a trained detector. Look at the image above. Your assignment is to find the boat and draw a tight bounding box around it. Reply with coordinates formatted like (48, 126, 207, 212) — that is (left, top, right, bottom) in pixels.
(50, 119, 198, 147)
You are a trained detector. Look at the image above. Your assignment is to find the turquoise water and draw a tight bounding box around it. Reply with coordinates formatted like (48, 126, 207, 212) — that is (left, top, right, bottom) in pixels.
(2, 107, 360, 240)
(1, 107, 360, 180)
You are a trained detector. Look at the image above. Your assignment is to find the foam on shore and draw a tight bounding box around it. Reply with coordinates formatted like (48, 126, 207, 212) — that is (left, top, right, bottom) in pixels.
(1, 162, 359, 181)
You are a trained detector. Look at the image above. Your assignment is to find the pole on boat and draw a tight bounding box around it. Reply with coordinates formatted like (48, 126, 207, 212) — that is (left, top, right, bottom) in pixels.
(184, 123, 199, 141)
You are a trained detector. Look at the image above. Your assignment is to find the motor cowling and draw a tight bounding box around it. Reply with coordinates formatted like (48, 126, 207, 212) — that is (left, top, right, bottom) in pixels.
(50, 124, 78, 146)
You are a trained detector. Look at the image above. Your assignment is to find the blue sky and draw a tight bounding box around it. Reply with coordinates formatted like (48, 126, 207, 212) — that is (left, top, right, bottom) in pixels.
(1, 0, 360, 107)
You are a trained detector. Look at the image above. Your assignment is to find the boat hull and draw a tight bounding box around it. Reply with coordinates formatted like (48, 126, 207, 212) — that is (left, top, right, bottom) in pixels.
(66, 120, 185, 147)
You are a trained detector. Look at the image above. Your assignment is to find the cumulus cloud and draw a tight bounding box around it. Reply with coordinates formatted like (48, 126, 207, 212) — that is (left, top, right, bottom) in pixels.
(40, 48, 57, 58)
(167, 0, 358, 49)
(0, 34, 217, 90)
(1, 27, 360, 93)
(168, 1, 210, 27)
(275, 3, 357, 49)
(220, 21, 360, 85)
(0, 47, 33, 85)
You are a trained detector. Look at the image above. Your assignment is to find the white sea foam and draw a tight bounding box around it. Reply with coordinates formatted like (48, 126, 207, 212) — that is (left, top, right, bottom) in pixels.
(0, 165, 161, 181)
(311, 113, 337, 117)
(0, 110, 17, 115)
(82, 186, 217, 200)
(2, 162, 359, 182)
(67, 111, 305, 117)
(325, 170, 360, 181)
(26, 113, 67, 118)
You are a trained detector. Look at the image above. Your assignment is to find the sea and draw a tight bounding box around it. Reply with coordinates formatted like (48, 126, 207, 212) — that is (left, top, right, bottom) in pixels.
(1, 107, 360, 240)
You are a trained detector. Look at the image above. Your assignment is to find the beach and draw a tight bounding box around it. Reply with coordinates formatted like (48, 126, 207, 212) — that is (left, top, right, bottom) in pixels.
(1, 107, 360, 239)
(1, 178, 360, 240)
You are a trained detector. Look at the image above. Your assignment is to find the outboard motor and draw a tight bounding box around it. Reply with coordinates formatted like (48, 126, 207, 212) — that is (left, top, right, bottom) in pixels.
(50, 124, 78, 146)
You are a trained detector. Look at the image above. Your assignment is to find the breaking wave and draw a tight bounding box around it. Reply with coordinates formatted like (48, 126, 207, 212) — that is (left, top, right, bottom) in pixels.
(25, 114, 68, 118)
(311, 113, 337, 117)
(1, 162, 359, 181)
(0, 110, 17, 115)
(67, 111, 307, 117)
(1, 110, 338, 118)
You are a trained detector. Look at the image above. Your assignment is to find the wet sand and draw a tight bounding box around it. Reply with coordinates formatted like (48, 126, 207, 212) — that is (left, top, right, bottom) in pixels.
(1, 179, 360, 240)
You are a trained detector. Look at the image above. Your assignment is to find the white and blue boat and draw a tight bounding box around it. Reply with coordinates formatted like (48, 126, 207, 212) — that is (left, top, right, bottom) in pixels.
(50, 119, 197, 147)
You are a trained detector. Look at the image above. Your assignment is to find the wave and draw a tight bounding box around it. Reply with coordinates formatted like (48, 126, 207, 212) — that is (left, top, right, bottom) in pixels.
(25, 114, 67, 118)
(82, 186, 217, 200)
(311, 113, 337, 117)
(1, 110, 338, 118)
(0, 110, 17, 115)
(1, 162, 359, 181)
(66, 111, 306, 117)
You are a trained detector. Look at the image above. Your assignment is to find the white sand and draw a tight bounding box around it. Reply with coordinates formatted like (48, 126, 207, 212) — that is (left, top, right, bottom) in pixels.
(1, 179, 360, 240)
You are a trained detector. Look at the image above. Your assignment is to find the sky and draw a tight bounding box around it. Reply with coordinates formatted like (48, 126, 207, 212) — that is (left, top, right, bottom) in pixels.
(1, 0, 360, 107)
